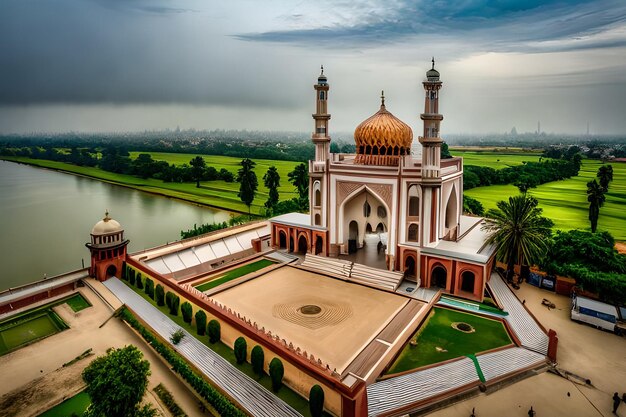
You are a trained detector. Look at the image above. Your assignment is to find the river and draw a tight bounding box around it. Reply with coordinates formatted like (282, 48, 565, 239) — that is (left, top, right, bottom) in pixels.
(0, 161, 232, 290)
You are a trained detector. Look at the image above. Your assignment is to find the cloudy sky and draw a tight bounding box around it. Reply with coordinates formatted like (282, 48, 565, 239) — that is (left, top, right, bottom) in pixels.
(1, 0, 625, 135)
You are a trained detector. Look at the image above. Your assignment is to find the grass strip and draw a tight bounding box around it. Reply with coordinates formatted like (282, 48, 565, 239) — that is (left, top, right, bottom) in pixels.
(153, 383, 188, 417)
(37, 391, 91, 417)
(195, 259, 275, 291)
(119, 308, 246, 417)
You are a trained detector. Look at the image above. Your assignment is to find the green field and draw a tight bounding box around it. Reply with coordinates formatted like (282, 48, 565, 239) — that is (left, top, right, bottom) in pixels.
(452, 149, 544, 169)
(0, 309, 68, 355)
(1, 155, 300, 214)
(459, 151, 626, 240)
(38, 391, 91, 417)
(195, 259, 275, 291)
(386, 307, 512, 374)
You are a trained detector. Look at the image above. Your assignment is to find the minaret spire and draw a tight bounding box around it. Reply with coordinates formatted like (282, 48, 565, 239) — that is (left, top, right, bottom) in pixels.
(381, 90, 385, 107)
(419, 59, 443, 179)
(312, 66, 331, 165)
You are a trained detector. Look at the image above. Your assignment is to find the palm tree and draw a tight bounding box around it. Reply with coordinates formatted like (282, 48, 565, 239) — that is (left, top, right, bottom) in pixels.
(237, 158, 258, 217)
(587, 179, 605, 233)
(482, 194, 553, 282)
(189, 156, 206, 188)
(263, 166, 280, 215)
(597, 165, 613, 191)
(288, 163, 309, 210)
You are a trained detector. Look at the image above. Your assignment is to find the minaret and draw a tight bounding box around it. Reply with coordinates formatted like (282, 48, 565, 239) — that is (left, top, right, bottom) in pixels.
(419, 58, 443, 179)
(312, 66, 331, 168)
(309, 66, 331, 233)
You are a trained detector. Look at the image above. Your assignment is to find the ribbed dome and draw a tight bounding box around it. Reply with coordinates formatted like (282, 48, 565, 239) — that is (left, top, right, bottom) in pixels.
(354, 102, 413, 156)
(91, 212, 123, 235)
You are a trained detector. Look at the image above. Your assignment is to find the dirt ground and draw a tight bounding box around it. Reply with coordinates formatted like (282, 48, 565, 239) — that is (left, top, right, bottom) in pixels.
(615, 242, 626, 255)
(0, 283, 212, 417)
(428, 282, 626, 417)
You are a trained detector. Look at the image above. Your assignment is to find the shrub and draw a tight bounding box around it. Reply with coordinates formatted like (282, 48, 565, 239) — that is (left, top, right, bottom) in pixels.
(145, 278, 154, 299)
(155, 285, 165, 306)
(170, 329, 185, 345)
(195, 310, 207, 336)
(181, 302, 193, 324)
(251, 345, 264, 377)
(129, 269, 136, 286)
(153, 384, 187, 417)
(136, 273, 143, 289)
(208, 320, 220, 343)
(234, 337, 247, 365)
(122, 264, 128, 281)
(309, 385, 325, 417)
(168, 294, 180, 316)
(269, 358, 284, 392)
(165, 292, 174, 309)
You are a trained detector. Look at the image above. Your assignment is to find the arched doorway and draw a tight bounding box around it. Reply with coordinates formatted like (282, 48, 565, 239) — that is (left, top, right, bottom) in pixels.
(431, 265, 447, 289)
(404, 256, 416, 278)
(289, 236, 294, 252)
(315, 236, 323, 255)
(348, 220, 359, 254)
(365, 223, 373, 234)
(298, 235, 308, 254)
(376, 222, 385, 233)
(279, 231, 287, 249)
(461, 271, 476, 293)
(106, 264, 117, 278)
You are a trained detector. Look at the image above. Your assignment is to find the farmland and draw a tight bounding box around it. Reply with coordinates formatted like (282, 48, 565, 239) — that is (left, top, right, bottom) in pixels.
(455, 150, 626, 240)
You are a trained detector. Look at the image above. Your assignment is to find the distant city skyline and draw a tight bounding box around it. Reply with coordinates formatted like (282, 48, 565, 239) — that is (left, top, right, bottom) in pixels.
(1, 0, 626, 135)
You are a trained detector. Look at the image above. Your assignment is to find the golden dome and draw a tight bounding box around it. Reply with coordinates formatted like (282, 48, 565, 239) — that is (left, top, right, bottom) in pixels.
(354, 94, 413, 160)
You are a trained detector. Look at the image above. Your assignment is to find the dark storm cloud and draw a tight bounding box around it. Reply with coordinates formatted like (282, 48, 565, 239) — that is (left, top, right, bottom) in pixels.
(237, 0, 626, 53)
(0, 0, 298, 107)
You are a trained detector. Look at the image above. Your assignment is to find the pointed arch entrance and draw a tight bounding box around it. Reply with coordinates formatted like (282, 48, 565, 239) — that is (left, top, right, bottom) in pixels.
(106, 264, 117, 278)
(431, 265, 447, 289)
(315, 236, 323, 255)
(297, 235, 308, 254)
(279, 231, 287, 249)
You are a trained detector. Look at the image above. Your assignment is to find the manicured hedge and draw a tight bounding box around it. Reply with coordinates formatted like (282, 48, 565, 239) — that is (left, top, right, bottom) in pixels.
(251, 345, 264, 377)
(136, 273, 143, 289)
(181, 302, 193, 324)
(153, 383, 188, 417)
(269, 358, 284, 392)
(195, 310, 207, 336)
(234, 337, 247, 365)
(166, 292, 180, 316)
(309, 385, 324, 417)
(155, 284, 165, 306)
(129, 269, 136, 286)
(119, 309, 245, 417)
(145, 278, 154, 299)
(208, 320, 220, 343)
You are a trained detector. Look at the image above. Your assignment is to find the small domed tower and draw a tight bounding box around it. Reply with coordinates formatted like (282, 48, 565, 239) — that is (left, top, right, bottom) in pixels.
(85, 211, 129, 281)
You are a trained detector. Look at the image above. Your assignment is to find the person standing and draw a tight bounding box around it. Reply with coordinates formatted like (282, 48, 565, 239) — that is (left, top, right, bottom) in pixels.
(614, 392, 621, 414)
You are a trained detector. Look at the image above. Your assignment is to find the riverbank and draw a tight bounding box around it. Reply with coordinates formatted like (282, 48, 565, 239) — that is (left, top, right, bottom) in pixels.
(0, 156, 280, 215)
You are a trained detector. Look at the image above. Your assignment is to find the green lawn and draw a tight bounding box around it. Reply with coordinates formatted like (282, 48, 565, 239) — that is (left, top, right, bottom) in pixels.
(464, 159, 626, 240)
(0, 156, 299, 215)
(386, 307, 512, 374)
(122, 279, 324, 417)
(65, 293, 91, 312)
(195, 259, 275, 292)
(452, 149, 544, 169)
(38, 391, 91, 417)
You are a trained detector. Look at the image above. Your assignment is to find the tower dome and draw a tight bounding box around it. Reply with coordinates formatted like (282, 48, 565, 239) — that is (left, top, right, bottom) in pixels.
(426, 57, 440, 81)
(91, 211, 123, 235)
(354, 92, 413, 165)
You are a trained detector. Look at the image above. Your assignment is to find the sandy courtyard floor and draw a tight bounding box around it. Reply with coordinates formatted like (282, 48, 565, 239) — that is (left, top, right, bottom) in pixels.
(211, 265, 409, 373)
(427, 282, 626, 417)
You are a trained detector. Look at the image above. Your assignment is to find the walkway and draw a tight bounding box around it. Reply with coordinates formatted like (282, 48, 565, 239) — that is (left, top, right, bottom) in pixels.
(102, 278, 302, 417)
(487, 273, 549, 355)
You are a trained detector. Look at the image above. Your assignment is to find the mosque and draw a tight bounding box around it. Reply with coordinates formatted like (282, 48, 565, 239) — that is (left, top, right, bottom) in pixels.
(83, 63, 551, 417)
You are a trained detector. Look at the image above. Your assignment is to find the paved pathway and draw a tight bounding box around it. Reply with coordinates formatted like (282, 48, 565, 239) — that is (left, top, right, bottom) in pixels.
(103, 277, 302, 417)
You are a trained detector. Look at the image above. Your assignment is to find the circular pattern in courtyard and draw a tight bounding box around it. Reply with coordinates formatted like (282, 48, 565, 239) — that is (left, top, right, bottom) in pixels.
(451, 322, 475, 333)
(273, 297, 353, 329)
(299, 304, 322, 315)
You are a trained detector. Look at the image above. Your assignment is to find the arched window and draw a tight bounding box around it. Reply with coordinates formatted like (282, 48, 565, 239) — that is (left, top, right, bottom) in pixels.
(363, 201, 371, 217)
(408, 224, 419, 242)
(377, 205, 386, 218)
(314, 213, 321, 226)
(408, 185, 419, 217)
(319, 91, 325, 100)
(313, 181, 321, 207)
(461, 271, 476, 293)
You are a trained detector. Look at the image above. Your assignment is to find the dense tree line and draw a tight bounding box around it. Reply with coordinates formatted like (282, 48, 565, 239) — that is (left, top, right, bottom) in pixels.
(586, 164, 613, 232)
(463, 156, 581, 192)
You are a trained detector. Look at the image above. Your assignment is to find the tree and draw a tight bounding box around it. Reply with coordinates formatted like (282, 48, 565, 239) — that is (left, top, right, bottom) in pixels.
(263, 166, 281, 215)
(463, 195, 484, 216)
(482, 194, 553, 282)
(181, 302, 193, 324)
(288, 163, 309, 210)
(195, 310, 207, 336)
(597, 164, 613, 191)
(309, 385, 325, 417)
(330, 142, 340, 153)
(237, 158, 258, 216)
(234, 337, 247, 364)
(251, 345, 264, 377)
(144, 278, 154, 299)
(269, 358, 284, 392)
(207, 319, 220, 343)
(155, 284, 165, 306)
(587, 179, 606, 233)
(82, 345, 153, 417)
(189, 156, 206, 188)
(136, 273, 143, 289)
(440, 142, 452, 159)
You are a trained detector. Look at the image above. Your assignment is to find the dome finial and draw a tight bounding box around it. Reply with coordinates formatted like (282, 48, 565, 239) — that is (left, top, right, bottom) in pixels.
(104, 210, 110, 222)
(320, 65, 324, 75)
(381, 90, 385, 107)
(432, 57, 435, 69)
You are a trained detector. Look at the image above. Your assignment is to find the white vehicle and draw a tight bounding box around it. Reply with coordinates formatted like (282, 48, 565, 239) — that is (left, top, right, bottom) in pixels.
(571, 294, 618, 332)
